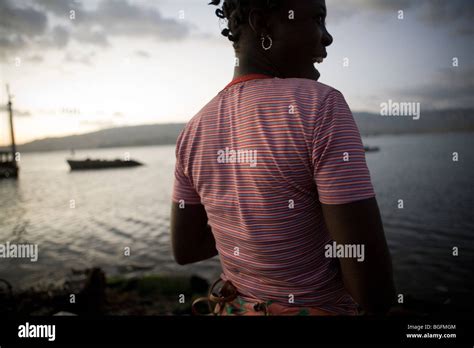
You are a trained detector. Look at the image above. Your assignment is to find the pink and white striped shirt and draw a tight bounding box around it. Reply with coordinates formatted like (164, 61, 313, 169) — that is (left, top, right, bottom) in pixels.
(173, 75, 375, 314)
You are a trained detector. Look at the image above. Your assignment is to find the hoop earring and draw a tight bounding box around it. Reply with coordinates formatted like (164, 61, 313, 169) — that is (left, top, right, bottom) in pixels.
(261, 34, 273, 51)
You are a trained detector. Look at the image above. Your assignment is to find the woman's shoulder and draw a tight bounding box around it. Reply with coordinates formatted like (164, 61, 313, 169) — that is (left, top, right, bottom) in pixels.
(275, 77, 339, 94)
(265, 78, 344, 106)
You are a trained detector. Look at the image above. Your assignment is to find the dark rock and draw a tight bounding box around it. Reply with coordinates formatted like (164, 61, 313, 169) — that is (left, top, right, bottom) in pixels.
(190, 275, 209, 294)
(78, 267, 106, 315)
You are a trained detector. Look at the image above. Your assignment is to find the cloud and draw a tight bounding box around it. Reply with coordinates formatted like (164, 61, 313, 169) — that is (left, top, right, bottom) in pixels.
(73, 0, 192, 41)
(0, 0, 193, 61)
(0, 105, 31, 117)
(33, 0, 83, 15)
(329, 0, 474, 35)
(79, 119, 117, 128)
(26, 54, 44, 63)
(64, 51, 96, 66)
(0, 0, 47, 59)
(417, 0, 474, 36)
(0, 36, 27, 54)
(51, 26, 70, 48)
(74, 29, 109, 47)
(396, 68, 474, 109)
(24, 25, 72, 54)
(329, 0, 414, 14)
(135, 50, 151, 58)
(0, 0, 48, 37)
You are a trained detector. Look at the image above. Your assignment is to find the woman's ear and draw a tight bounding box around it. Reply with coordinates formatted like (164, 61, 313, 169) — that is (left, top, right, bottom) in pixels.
(248, 8, 270, 36)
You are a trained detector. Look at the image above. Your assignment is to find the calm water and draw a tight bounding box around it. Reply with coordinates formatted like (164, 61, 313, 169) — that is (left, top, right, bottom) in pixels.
(0, 133, 473, 306)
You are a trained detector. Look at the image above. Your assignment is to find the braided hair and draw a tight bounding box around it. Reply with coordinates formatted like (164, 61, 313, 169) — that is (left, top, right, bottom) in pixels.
(209, 0, 281, 48)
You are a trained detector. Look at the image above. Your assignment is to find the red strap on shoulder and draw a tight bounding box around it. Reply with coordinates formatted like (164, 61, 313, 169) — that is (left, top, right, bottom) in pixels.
(224, 74, 273, 89)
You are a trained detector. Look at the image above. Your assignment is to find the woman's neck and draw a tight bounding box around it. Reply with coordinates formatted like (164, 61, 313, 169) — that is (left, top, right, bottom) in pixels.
(233, 54, 320, 81)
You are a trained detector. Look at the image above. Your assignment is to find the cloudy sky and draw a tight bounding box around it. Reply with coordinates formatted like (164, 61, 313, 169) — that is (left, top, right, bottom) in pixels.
(0, 0, 473, 145)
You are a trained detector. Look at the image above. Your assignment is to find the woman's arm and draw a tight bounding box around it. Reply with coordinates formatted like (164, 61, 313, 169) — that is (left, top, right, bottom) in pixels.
(170, 202, 218, 265)
(321, 197, 396, 314)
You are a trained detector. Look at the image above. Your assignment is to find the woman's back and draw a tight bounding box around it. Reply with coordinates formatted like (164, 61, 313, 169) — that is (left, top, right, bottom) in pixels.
(173, 76, 375, 314)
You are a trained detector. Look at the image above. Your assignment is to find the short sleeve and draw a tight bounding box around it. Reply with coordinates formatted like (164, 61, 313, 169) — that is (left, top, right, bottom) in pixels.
(172, 132, 201, 205)
(312, 90, 375, 205)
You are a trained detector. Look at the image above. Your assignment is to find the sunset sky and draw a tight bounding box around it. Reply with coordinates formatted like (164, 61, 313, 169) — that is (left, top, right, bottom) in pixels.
(0, 0, 473, 145)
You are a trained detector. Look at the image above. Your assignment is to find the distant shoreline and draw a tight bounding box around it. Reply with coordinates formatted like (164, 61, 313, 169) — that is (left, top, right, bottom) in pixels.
(2, 109, 473, 153)
(3, 130, 471, 154)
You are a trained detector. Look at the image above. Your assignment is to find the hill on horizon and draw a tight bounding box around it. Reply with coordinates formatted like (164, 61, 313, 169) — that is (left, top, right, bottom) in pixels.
(4, 109, 473, 153)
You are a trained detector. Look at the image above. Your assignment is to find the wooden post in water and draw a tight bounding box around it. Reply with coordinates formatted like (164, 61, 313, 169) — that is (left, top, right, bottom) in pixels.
(6, 84, 17, 169)
(0, 84, 19, 178)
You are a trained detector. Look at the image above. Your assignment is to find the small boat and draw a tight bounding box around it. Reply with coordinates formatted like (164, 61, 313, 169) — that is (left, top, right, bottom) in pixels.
(67, 158, 143, 171)
(0, 153, 18, 178)
(364, 145, 380, 153)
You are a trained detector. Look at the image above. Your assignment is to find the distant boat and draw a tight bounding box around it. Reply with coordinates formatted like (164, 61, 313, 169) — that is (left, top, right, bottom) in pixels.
(67, 158, 143, 171)
(364, 145, 380, 153)
(0, 84, 19, 179)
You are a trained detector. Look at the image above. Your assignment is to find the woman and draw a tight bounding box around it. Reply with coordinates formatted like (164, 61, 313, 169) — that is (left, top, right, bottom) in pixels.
(171, 0, 395, 315)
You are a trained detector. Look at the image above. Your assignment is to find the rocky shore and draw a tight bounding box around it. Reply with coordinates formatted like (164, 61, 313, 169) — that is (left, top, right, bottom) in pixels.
(0, 267, 465, 316)
(0, 267, 209, 316)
